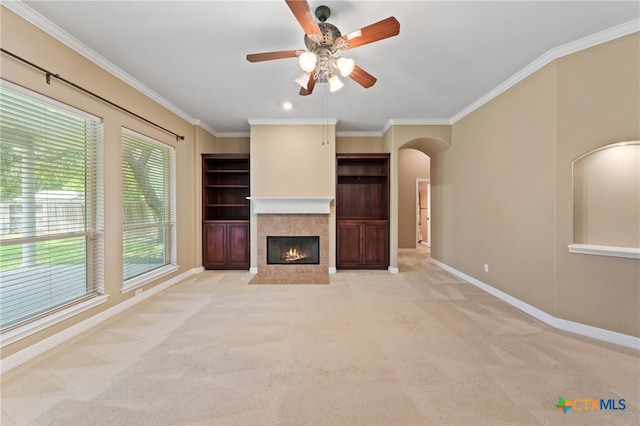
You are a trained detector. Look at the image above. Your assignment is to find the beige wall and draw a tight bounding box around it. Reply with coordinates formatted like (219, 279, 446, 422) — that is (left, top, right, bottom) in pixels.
(336, 136, 384, 153)
(1, 7, 211, 357)
(435, 33, 640, 336)
(554, 33, 639, 335)
(398, 149, 431, 248)
(215, 136, 250, 154)
(250, 125, 335, 197)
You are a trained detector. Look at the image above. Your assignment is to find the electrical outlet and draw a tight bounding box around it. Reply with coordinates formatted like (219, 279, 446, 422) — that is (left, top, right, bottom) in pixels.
(484, 264, 489, 272)
(135, 288, 143, 296)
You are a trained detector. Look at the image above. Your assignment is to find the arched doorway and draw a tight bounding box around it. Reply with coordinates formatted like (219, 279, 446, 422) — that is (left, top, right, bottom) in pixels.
(388, 135, 450, 270)
(398, 148, 430, 251)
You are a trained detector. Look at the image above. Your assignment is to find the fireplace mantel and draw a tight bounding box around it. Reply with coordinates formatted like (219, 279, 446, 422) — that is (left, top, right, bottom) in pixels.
(247, 197, 333, 214)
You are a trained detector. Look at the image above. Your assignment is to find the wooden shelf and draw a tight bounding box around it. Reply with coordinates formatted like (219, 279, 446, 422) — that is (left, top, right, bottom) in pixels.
(336, 154, 390, 269)
(202, 154, 250, 269)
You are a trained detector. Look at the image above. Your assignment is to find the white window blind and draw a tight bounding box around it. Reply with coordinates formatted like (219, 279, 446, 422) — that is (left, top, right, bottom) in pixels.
(0, 82, 103, 330)
(122, 129, 175, 282)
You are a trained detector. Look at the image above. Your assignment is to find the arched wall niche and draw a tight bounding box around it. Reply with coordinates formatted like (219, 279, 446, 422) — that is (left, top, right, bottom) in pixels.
(569, 140, 640, 259)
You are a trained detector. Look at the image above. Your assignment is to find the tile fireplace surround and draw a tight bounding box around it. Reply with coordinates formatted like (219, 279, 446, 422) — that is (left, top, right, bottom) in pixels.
(249, 197, 332, 284)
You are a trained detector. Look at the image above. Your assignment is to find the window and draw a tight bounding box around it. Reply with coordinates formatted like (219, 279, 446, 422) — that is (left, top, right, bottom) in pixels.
(0, 81, 103, 330)
(121, 129, 176, 286)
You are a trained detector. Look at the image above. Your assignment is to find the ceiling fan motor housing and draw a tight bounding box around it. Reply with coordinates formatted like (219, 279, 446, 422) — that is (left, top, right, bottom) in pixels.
(304, 22, 342, 53)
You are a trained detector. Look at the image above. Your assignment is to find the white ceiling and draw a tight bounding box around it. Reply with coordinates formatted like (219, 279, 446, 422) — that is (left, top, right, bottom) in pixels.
(13, 1, 640, 136)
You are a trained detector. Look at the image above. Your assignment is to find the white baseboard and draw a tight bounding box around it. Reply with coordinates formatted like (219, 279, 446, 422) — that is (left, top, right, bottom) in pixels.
(249, 267, 258, 274)
(328, 267, 337, 274)
(1, 267, 202, 376)
(388, 266, 399, 274)
(430, 258, 639, 350)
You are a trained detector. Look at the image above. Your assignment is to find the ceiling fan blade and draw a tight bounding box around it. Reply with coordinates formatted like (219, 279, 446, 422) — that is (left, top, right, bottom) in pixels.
(338, 17, 400, 50)
(349, 65, 377, 88)
(285, 0, 321, 35)
(246, 50, 300, 63)
(299, 71, 317, 96)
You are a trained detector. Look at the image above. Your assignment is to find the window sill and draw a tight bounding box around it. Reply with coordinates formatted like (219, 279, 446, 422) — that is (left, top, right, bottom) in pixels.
(568, 244, 640, 260)
(121, 264, 179, 294)
(0, 295, 110, 348)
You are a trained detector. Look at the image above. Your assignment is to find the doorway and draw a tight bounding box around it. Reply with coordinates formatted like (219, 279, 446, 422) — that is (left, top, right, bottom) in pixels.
(416, 179, 430, 248)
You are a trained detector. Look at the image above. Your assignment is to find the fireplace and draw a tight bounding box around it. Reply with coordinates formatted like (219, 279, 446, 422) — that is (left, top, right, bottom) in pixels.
(267, 236, 320, 265)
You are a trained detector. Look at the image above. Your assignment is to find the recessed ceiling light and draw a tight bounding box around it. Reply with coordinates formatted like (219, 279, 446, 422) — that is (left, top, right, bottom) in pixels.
(283, 102, 293, 110)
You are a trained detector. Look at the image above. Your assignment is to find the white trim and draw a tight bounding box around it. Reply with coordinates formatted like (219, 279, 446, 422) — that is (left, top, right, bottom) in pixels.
(328, 267, 337, 274)
(2, 1, 200, 128)
(384, 118, 452, 135)
(568, 244, 640, 260)
(0, 267, 201, 376)
(193, 120, 218, 138)
(451, 18, 640, 124)
(216, 132, 250, 138)
(121, 264, 180, 294)
(249, 267, 258, 274)
(336, 131, 385, 138)
(0, 295, 109, 348)
(388, 266, 399, 274)
(247, 197, 333, 214)
(248, 118, 338, 126)
(430, 258, 640, 350)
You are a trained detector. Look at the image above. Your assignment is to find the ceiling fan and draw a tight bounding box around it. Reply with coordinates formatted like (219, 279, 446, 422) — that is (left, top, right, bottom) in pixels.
(246, 1, 400, 96)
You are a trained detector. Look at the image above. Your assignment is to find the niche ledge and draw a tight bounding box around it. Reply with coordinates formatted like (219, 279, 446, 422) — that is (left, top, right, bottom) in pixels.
(568, 244, 640, 260)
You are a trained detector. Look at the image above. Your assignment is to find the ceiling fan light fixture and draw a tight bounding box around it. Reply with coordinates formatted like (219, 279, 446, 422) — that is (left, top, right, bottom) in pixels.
(336, 57, 355, 77)
(328, 73, 344, 92)
(295, 72, 310, 88)
(298, 51, 317, 73)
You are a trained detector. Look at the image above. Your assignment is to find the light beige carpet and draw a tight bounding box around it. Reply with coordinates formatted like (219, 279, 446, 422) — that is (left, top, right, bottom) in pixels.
(249, 273, 330, 285)
(1, 250, 638, 425)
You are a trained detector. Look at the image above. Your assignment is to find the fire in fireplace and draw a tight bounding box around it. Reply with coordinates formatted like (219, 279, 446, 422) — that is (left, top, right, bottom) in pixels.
(267, 236, 320, 265)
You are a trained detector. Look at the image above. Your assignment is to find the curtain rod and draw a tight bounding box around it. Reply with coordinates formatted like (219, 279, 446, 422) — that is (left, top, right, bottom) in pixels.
(1, 48, 185, 142)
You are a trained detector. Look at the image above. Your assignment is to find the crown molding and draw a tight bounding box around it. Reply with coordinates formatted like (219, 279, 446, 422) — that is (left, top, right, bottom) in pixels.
(3, 1, 203, 130)
(248, 118, 338, 126)
(216, 132, 251, 138)
(336, 131, 385, 138)
(194, 121, 218, 138)
(381, 118, 453, 135)
(451, 18, 640, 124)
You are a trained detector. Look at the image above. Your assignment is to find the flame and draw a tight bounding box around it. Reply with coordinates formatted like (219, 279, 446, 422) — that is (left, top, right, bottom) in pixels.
(283, 247, 307, 262)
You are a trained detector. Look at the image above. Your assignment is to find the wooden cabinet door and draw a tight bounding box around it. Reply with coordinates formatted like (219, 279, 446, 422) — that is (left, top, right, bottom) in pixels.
(337, 222, 362, 268)
(337, 221, 389, 269)
(362, 223, 389, 268)
(203, 223, 226, 268)
(227, 222, 249, 268)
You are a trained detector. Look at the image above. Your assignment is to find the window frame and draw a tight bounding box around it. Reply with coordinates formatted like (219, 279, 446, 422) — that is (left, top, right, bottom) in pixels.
(0, 79, 106, 342)
(121, 128, 177, 293)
